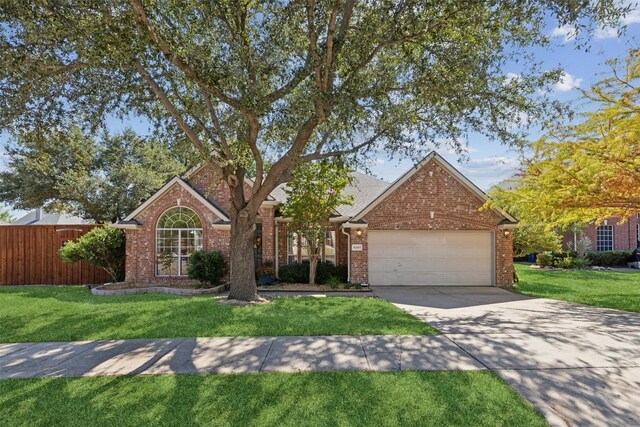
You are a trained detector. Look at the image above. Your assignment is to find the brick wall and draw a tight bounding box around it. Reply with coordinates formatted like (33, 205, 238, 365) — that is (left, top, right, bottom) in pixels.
(351, 158, 513, 286)
(563, 216, 640, 251)
(186, 164, 254, 213)
(124, 182, 230, 284)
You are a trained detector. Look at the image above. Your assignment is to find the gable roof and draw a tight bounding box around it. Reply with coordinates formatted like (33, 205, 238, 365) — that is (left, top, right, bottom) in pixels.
(13, 209, 90, 225)
(123, 176, 230, 222)
(351, 151, 517, 223)
(269, 171, 389, 217)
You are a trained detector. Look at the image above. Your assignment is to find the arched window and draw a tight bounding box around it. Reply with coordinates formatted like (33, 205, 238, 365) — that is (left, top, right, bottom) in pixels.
(156, 207, 203, 276)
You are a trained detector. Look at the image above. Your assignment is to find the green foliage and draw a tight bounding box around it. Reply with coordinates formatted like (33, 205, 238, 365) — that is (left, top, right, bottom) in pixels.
(572, 258, 591, 269)
(282, 161, 352, 285)
(326, 276, 342, 289)
(58, 226, 125, 282)
(187, 250, 228, 288)
(512, 224, 562, 257)
(0, 207, 14, 223)
(278, 261, 348, 284)
(486, 52, 640, 230)
(0, 126, 189, 223)
(536, 249, 630, 268)
(586, 251, 633, 267)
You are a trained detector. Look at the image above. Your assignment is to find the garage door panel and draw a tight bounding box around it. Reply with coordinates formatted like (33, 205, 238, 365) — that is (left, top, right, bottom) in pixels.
(367, 230, 493, 286)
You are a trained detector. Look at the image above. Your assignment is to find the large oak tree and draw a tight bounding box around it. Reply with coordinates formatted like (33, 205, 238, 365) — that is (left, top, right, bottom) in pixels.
(0, 0, 627, 300)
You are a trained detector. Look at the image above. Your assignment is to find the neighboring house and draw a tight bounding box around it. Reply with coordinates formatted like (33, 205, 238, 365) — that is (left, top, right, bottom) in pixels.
(11, 208, 91, 225)
(114, 152, 517, 287)
(563, 216, 640, 252)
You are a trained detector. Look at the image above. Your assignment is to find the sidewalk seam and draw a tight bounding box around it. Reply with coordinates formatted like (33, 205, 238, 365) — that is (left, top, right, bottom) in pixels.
(258, 337, 276, 372)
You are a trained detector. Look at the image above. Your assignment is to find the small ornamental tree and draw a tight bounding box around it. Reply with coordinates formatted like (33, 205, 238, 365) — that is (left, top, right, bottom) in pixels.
(59, 226, 126, 282)
(282, 161, 352, 285)
(486, 52, 640, 230)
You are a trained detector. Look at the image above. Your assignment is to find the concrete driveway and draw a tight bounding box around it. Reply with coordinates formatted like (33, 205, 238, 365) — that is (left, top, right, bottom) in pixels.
(373, 286, 640, 427)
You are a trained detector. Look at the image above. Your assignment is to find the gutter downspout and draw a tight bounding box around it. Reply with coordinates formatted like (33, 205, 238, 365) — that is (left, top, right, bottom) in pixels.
(341, 227, 351, 283)
(275, 222, 279, 278)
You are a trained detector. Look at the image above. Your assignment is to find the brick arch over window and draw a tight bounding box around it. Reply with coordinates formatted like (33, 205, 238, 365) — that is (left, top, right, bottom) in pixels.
(156, 207, 203, 276)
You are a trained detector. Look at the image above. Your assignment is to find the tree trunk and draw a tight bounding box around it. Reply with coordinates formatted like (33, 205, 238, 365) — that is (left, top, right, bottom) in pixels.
(227, 208, 262, 301)
(309, 240, 320, 286)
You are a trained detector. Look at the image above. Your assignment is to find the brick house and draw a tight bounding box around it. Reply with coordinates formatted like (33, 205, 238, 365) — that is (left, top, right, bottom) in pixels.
(114, 152, 517, 287)
(562, 216, 640, 252)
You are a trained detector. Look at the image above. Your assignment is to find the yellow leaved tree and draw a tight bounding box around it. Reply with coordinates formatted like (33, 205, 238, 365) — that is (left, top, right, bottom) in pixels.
(488, 51, 640, 234)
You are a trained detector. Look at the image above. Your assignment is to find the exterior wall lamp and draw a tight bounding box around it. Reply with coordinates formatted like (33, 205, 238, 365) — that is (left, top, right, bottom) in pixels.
(355, 229, 363, 237)
(503, 229, 511, 238)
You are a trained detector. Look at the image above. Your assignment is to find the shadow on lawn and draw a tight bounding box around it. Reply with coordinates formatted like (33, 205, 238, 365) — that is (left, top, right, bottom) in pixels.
(0, 371, 547, 427)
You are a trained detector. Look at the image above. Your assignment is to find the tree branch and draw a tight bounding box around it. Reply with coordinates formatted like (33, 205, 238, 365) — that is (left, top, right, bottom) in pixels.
(300, 129, 386, 162)
(131, 58, 223, 176)
(129, 0, 245, 112)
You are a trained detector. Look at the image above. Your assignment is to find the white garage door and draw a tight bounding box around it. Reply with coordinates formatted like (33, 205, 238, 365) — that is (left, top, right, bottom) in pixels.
(367, 230, 494, 286)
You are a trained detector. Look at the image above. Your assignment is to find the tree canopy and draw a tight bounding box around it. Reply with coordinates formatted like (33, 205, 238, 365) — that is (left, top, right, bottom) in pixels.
(0, 126, 188, 223)
(0, 0, 628, 300)
(487, 51, 640, 231)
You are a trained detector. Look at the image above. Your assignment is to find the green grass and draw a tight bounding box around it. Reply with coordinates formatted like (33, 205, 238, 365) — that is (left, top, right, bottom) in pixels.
(515, 263, 640, 312)
(0, 287, 436, 342)
(0, 371, 546, 427)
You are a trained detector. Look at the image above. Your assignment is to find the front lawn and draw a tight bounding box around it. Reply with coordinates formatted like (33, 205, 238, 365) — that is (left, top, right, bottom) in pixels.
(0, 371, 546, 427)
(515, 263, 640, 312)
(0, 287, 435, 342)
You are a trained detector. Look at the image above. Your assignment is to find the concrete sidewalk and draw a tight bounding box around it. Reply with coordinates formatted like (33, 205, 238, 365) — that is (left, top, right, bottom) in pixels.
(0, 335, 484, 379)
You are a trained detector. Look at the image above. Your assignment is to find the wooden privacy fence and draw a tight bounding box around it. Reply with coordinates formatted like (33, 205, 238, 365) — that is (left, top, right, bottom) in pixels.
(0, 225, 109, 285)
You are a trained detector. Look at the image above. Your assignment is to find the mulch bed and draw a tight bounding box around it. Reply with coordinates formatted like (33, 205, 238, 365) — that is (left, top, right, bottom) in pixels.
(257, 283, 371, 292)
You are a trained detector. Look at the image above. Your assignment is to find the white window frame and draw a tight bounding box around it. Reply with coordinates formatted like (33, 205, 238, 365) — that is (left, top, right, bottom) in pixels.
(596, 225, 613, 252)
(287, 230, 337, 265)
(156, 207, 203, 276)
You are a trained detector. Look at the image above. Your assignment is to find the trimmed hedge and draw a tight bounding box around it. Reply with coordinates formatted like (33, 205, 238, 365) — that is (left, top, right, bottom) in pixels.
(585, 250, 633, 267)
(278, 261, 348, 284)
(536, 250, 632, 268)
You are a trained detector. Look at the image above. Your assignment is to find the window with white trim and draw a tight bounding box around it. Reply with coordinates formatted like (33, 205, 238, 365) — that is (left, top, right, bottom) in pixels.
(287, 231, 298, 265)
(156, 207, 203, 276)
(287, 230, 337, 264)
(596, 225, 613, 252)
(324, 230, 336, 265)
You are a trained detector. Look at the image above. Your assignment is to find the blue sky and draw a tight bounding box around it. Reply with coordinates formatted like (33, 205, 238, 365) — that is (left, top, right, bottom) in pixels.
(369, 12, 640, 189)
(1, 10, 639, 218)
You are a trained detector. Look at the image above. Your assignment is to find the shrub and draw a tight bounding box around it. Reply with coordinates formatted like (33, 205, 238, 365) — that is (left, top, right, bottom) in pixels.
(586, 251, 632, 267)
(572, 258, 591, 269)
(536, 252, 554, 267)
(557, 257, 575, 269)
(326, 276, 342, 289)
(59, 226, 125, 282)
(278, 261, 348, 284)
(187, 250, 227, 288)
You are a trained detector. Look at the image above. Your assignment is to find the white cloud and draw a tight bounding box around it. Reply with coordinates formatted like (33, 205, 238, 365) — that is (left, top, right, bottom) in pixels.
(550, 25, 577, 42)
(595, 26, 619, 39)
(373, 158, 385, 165)
(455, 156, 521, 191)
(505, 72, 522, 84)
(623, 3, 640, 25)
(554, 72, 583, 92)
